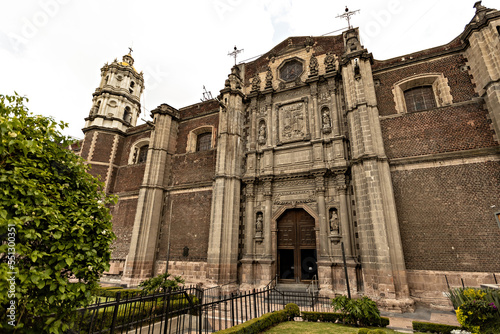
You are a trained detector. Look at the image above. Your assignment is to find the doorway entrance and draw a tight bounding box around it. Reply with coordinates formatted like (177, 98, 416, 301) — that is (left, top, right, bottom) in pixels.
(277, 209, 317, 282)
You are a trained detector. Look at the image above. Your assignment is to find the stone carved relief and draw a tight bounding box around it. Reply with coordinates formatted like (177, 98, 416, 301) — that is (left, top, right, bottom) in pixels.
(274, 190, 316, 205)
(251, 74, 261, 92)
(274, 178, 313, 189)
(277, 100, 310, 144)
(309, 54, 319, 77)
(304, 37, 314, 52)
(324, 52, 337, 72)
(265, 66, 273, 89)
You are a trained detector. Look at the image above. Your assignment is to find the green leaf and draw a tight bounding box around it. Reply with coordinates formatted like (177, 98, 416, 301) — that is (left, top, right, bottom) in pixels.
(65, 257, 73, 266)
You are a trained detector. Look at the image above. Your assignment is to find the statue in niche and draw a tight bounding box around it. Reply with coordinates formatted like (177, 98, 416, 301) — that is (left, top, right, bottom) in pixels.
(258, 122, 266, 144)
(322, 108, 331, 130)
(255, 212, 263, 237)
(324, 52, 336, 72)
(329, 210, 339, 234)
(309, 54, 319, 77)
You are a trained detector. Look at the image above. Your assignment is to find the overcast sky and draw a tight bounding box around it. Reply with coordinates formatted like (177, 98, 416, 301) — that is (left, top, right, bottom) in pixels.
(0, 0, 494, 139)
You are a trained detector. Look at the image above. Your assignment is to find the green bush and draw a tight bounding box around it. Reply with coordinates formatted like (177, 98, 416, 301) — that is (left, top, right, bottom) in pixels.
(301, 311, 342, 323)
(215, 309, 289, 333)
(284, 303, 300, 320)
(94, 288, 142, 299)
(331, 295, 381, 326)
(412, 321, 460, 334)
(358, 329, 370, 334)
(367, 330, 385, 334)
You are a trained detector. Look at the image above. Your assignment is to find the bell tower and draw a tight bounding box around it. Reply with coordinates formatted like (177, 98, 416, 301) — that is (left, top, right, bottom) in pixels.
(84, 50, 145, 132)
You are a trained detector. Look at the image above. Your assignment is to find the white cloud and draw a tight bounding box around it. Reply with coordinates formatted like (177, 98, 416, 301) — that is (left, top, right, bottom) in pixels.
(0, 0, 494, 139)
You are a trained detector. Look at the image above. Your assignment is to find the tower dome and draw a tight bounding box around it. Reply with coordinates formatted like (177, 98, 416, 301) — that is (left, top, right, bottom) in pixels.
(84, 50, 145, 132)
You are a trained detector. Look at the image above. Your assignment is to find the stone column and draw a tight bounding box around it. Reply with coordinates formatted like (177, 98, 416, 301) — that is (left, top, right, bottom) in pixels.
(314, 173, 328, 258)
(244, 181, 255, 256)
(336, 174, 352, 256)
(207, 66, 245, 284)
(263, 179, 273, 257)
(122, 104, 179, 287)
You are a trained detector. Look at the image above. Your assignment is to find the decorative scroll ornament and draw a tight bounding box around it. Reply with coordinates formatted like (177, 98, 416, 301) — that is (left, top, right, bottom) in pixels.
(324, 52, 336, 72)
(251, 74, 261, 92)
(309, 54, 319, 77)
(265, 66, 273, 89)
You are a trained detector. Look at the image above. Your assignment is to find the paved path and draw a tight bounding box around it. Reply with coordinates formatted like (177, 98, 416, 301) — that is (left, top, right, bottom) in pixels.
(382, 307, 459, 333)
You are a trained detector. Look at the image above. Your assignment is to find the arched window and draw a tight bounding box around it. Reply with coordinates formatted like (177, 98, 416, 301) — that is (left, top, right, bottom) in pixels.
(137, 145, 148, 163)
(404, 86, 436, 112)
(196, 133, 212, 152)
(124, 106, 132, 123)
(186, 126, 215, 153)
(129, 81, 135, 94)
(392, 73, 453, 114)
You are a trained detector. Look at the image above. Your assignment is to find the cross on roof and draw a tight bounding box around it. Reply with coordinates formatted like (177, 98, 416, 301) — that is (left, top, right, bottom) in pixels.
(228, 46, 244, 65)
(128, 46, 133, 55)
(336, 6, 360, 29)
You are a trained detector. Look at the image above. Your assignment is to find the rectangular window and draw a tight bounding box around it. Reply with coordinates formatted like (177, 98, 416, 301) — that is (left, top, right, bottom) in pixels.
(404, 86, 437, 112)
(196, 133, 212, 151)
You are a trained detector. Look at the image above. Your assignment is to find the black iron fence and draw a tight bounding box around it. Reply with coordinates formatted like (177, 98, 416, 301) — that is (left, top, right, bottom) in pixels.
(72, 284, 333, 333)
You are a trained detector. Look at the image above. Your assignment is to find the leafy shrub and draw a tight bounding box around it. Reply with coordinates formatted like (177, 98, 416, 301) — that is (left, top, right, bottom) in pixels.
(138, 272, 185, 295)
(412, 321, 461, 334)
(331, 295, 381, 326)
(367, 330, 385, 334)
(216, 309, 289, 334)
(284, 303, 300, 320)
(301, 311, 342, 323)
(358, 329, 370, 334)
(457, 300, 499, 334)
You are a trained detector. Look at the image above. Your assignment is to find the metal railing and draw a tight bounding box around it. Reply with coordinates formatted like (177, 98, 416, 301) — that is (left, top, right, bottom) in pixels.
(69, 282, 334, 333)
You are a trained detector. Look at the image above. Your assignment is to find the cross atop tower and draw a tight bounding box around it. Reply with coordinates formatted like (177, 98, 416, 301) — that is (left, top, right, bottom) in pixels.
(228, 46, 244, 65)
(336, 6, 360, 29)
(128, 46, 133, 55)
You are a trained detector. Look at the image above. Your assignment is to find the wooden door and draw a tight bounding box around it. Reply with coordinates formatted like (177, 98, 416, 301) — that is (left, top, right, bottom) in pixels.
(277, 209, 317, 282)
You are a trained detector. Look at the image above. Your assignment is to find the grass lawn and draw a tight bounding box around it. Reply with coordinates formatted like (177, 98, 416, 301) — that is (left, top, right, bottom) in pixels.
(261, 321, 424, 333)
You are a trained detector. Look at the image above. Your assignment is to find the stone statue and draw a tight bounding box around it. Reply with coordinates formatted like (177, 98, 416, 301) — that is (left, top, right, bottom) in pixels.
(329, 210, 339, 234)
(322, 109, 331, 129)
(258, 122, 266, 143)
(255, 213, 263, 236)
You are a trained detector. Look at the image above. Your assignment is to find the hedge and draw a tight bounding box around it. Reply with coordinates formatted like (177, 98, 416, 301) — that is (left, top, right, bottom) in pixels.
(412, 321, 461, 334)
(215, 303, 299, 334)
(301, 311, 389, 327)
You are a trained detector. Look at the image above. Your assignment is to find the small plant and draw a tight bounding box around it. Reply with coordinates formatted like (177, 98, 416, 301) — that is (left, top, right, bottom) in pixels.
(138, 272, 184, 295)
(284, 303, 300, 320)
(331, 295, 381, 326)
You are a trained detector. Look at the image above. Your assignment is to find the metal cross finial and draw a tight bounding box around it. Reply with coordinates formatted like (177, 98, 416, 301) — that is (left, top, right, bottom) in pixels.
(336, 6, 360, 29)
(128, 46, 133, 55)
(228, 46, 244, 65)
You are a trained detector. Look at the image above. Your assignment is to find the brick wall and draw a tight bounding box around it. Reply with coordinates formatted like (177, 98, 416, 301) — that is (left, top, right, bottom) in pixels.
(87, 163, 108, 182)
(392, 161, 500, 272)
(374, 54, 477, 116)
(112, 164, 146, 193)
(171, 150, 216, 185)
(92, 133, 116, 163)
(381, 103, 497, 159)
(110, 198, 138, 259)
(176, 114, 219, 154)
(157, 190, 213, 262)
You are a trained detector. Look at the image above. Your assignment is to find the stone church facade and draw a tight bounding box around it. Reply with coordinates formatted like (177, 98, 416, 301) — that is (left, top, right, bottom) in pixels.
(77, 2, 500, 310)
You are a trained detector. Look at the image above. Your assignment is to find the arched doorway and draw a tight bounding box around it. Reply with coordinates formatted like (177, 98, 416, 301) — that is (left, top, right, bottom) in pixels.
(277, 209, 317, 283)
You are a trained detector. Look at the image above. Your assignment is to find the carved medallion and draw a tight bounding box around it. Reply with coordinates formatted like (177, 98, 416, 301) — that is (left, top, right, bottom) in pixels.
(277, 100, 309, 144)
